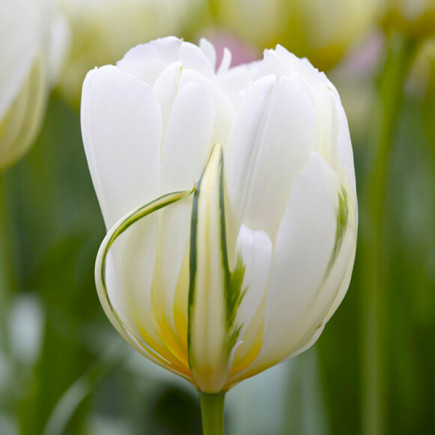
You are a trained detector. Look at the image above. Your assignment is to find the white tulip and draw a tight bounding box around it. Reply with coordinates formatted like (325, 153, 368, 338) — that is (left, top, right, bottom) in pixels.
(0, 0, 68, 170)
(81, 37, 358, 393)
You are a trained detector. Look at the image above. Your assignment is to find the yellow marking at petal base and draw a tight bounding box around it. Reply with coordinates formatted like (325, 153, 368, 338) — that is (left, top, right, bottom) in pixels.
(122, 322, 193, 381)
(229, 291, 267, 376)
(174, 250, 189, 351)
(232, 322, 264, 375)
(136, 322, 191, 376)
(150, 245, 190, 370)
(119, 267, 189, 373)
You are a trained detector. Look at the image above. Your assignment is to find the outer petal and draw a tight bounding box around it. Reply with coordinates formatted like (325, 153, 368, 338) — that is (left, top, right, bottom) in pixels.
(225, 74, 315, 241)
(81, 65, 165, 364)
(81, 65, 162, 228)
(258, 48, 337, 163)
(95, 190, 196, 380)
(330, 88, 357, 198)
(242, 152, 348, 374)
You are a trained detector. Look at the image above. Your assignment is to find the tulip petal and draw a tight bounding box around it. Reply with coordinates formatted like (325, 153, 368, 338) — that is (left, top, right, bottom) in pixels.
(188, 144, 231, 392)
(225, 74, 315, 241)
(152, 61, 183, 129)
(239, 152, 348, 376)
(81, 65, 166, 366)
(178, 69, 235, 148)
(81, 65, 162, 228)
(150, 72, 234, 353)
(161, 82, 215, 192)
(331, 89, 357, 198)
(150, 80, 215, 349)
(233, 225, 272, 337)
(199, 38, 217, 71)
(95, 189, 195, 379)
(229, 225, 272, 374)
(117, 37, 214, 86)
(259, 48, 338, 163)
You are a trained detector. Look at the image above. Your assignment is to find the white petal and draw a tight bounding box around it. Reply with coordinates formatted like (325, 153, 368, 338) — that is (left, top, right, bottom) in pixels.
(252, 152, 342, 369)
(160, 81, 215, 192)
(234, 225, 272, 336)
(178, 69, 235, 149)
(218, 48, 232, 75)
(153, 61, 183, 128)
(105, 218, 159, 342)
(188, 144, 230, 392)
(95, 190, 195, 377)
(228, 225, 272, 373)
(81, 65, 162, 229)
(117, 37, 214, 86)
(259, 48, 337, 163)
(81, 65, 165, 360)
(154, 80, 215, 345)
(331, 89, 357, 198)
(200, 38, 216, 71)
(225, 74, 315, 240)
(217, 62, 259, 109)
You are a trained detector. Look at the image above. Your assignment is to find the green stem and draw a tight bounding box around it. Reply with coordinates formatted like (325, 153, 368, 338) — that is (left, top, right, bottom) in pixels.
(200, 392, 226, 435)
(361, 33, 419, 435)
(0, 172, 15, 353)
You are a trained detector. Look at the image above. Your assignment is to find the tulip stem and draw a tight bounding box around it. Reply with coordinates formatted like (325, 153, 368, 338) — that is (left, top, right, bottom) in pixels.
(361, 32, 419, 435)
(200, 392, 226, 435)
(0, 173, 14, 353)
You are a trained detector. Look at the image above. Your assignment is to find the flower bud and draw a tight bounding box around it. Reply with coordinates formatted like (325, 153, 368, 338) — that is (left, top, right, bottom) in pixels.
(81, 37, 358, 392)
(0, 0, 68, 170)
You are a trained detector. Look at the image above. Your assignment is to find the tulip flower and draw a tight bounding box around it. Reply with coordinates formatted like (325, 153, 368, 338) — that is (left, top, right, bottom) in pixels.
(215, 0, 376, 70)
(81, 37, 357, 432)
(0, 0, 67, 170)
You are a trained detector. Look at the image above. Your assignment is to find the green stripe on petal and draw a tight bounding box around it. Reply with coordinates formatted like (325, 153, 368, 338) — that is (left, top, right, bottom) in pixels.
(325, 185, 349, 279)
(188, 143, 243, 392)
(226, 253, 247, 352)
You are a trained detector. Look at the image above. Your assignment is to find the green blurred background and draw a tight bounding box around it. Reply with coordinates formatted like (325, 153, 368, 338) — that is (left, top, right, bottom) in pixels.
(1, 1, 434, 434)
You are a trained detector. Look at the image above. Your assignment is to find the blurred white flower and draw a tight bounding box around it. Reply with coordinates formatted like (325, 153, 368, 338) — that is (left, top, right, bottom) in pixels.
(57, 0, 203, 106)
(0, 0, 68, 170)
(81, 37, 358, 393)
(215, 0, 377, 70)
